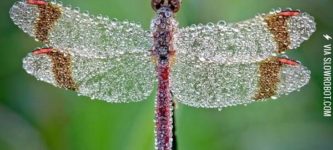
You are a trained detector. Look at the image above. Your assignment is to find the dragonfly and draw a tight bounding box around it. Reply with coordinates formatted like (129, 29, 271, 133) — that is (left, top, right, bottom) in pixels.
(10, 0, 316, 150)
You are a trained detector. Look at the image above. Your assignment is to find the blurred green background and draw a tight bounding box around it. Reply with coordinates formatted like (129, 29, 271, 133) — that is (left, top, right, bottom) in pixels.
(0, 0, 332, 150)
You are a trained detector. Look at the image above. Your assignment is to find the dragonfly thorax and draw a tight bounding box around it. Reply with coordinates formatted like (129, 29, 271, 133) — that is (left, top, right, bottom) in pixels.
(151, 6, 178, 64)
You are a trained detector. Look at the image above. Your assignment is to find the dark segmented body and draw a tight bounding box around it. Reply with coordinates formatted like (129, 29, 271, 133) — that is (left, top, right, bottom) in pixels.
(151, 2, 178, 150)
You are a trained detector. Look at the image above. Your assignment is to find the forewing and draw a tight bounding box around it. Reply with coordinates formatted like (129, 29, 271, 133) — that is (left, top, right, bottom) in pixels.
(10, 1, 151, 58)
(171, 57, 310, 108)
(23, 49, 156, 103)
(175, 9, 315, 64)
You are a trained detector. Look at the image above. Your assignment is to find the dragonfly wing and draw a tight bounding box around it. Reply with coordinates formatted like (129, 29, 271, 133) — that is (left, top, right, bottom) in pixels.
(10, 1, 151, 58)
(175, 9, 315, 64)
(23, 49, 156, 103)
(171, 57, 310, 108)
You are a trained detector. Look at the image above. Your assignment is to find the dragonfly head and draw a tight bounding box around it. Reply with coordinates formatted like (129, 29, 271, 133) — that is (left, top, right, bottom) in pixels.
(151, 0, 181, 13)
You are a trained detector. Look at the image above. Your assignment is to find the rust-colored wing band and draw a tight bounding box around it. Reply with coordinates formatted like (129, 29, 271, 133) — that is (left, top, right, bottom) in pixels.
(264, 14, 292, 53)
(35, 3, 62, 43)
(253, 57, 282, 100)
(47, 50, 78, 91)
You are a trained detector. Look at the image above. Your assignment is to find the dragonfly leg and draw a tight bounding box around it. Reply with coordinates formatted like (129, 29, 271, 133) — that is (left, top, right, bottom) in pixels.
(278, 58, 299, 66)
(27, 0, 47, 5)
(32, 48, 53, 55)
(172, 101, 178, 150)
(278, 10, 300, 17)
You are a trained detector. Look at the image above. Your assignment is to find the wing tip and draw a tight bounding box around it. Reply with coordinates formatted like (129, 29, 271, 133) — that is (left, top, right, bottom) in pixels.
(287, 10, 316, 49)
(23, 52, 57, 85)
(10, 1, 39, 36)
(277, 61, 311, 96)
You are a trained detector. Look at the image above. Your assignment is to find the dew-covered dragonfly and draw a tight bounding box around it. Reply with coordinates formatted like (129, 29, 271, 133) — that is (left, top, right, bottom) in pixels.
(10, 0, 315, 150)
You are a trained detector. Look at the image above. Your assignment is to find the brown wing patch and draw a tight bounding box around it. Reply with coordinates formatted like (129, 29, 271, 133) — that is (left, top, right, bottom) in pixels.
(264, 14, 292, 53)
(253, 57, 282, 100)
(35, 3, 62, 43)
(47, 50, 78, 91)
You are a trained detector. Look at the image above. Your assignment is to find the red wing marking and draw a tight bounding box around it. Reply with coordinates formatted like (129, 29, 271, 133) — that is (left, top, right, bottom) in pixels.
(278, 10, 301, 17)
(278, 58, 299, 66)
(32, 48, 53, 54)
(27, 0, 47, 5)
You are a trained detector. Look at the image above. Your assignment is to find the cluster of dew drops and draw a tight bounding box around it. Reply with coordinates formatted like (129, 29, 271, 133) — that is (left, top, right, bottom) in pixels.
(11, 1, 315, 109)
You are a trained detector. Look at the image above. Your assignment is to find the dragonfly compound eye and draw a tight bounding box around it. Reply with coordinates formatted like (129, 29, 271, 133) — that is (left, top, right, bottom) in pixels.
(151, 0, 165, 11)
(169, 0, 181, 13)
(151, 0, 181, 13)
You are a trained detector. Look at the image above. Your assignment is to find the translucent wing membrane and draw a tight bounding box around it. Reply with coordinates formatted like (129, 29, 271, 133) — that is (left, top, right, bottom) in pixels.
(10, 1, 151, 58)
(171, 57, 310, 108)
(175, 10, 315, 64)
(23, 49, 155, 102)
(287, 12, 316, 49)
(11, 0, 315, 108)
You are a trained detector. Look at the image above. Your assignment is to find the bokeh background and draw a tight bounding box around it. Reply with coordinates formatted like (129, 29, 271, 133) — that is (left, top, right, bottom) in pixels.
(0, 0, 332, 150)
